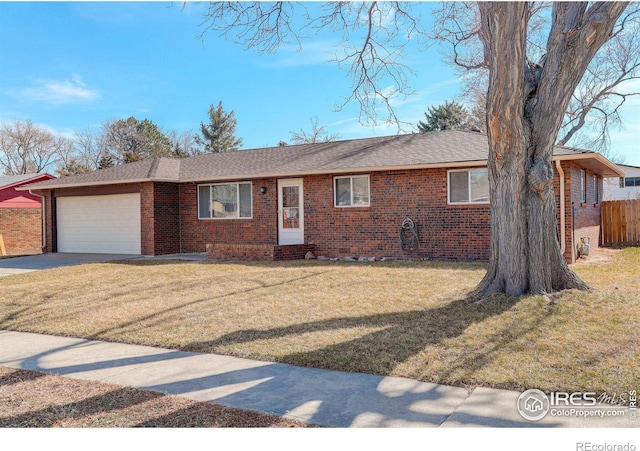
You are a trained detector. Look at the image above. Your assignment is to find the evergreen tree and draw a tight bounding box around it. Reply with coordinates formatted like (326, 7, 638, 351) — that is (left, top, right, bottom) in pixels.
(195, 101, 243, 153)
(103, 117, 173, 164)
(417, 101, 475, 132)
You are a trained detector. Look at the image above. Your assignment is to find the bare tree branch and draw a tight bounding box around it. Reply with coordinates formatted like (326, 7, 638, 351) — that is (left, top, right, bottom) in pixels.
(197, 2, 427, 129)
(289, 116, 341, 144)
(197, 2, 304, 53)
(433, 2, 640, 156)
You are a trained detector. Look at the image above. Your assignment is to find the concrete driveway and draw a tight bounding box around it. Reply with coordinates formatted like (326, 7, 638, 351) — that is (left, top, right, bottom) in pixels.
(0, 253, 138, 276)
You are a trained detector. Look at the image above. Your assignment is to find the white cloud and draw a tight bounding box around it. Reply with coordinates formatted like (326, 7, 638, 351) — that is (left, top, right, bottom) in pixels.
(8, 75, 100, 104)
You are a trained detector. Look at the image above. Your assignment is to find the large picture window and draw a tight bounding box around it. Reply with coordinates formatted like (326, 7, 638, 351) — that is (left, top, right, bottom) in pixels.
(448, 169, 489, 204)
(198, 182, 252, 219)
(334, 175, 370, 207)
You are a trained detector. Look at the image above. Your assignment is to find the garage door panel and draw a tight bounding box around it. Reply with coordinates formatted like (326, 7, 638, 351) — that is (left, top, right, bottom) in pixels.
(57, 194, 141, 254)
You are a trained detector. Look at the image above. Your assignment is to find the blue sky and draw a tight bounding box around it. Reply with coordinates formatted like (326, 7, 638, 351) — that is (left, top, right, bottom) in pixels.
(0, 1, 638, 166)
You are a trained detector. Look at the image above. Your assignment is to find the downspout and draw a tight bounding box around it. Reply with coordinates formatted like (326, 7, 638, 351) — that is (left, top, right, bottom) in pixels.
(555, 160, 566, 255)
(178, 185, 182, 253)
(29, 189, 47, 251)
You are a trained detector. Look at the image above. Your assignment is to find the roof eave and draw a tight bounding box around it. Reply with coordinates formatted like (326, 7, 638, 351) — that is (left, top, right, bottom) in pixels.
(15, 178, 153, 191)
(553, 153, 625, 177)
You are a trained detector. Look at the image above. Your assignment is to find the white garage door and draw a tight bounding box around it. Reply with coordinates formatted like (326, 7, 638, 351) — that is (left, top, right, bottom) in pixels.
(57, 193, 141, 254)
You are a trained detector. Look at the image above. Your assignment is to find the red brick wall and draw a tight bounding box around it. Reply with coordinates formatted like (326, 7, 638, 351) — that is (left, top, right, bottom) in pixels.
(36, 163, 600, 263)
(140, 182, 180, 256)
(140, 183, 154, 255)
(568, 163, 603, 261)
(155, 182, 180, 254)
(206, 243, 315, 261)
(179, 169, 492, 261)
(304, 169, 491, 260)
(0, 207, 43, 255)
(179, 179, 278, 253)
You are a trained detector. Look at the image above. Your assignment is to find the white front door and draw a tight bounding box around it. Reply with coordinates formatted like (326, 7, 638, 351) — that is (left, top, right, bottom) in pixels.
(278, 179, 304, 245)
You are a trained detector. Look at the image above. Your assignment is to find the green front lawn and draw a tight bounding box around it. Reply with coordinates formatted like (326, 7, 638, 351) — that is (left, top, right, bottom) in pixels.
(1, 248, 638, 394)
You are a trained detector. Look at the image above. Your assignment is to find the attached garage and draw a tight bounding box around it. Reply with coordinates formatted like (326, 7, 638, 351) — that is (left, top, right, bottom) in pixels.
(56, 193, 141, 254)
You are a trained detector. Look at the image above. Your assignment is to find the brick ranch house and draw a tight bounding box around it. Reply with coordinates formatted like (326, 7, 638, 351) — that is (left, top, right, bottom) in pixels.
(0, 173, 55, 256)
(19, 130, 623, 263)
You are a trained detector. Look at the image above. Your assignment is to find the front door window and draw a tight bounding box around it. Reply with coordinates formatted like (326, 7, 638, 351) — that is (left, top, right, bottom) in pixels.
(282, 186, 300, 229)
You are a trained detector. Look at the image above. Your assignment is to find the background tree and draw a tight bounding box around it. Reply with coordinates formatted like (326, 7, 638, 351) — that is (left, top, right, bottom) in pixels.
(289, 117, 341, 144)
(0, 120, 69, 175)
(167, 129, 201, 157)
(57, 127, 107, 176)
(102, 117, 173, 165)
(417, 100, 477, 132)
(58, 122, 196, 176)
(195, 101, 243, 153)
(196, 2, 633, 297)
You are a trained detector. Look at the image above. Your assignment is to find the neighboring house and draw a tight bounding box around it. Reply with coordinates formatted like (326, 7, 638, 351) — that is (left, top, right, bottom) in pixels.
(19, 131, 623, 263)
(603, 164, 640, 200)
(0, 173, 55, 256)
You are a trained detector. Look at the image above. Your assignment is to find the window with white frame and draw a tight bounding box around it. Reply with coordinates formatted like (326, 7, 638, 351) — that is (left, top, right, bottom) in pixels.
(198, 182, 252, 219)
(593, 175, 598, 203)
(623, 176, 640, 187)
(448, 168, 489, 204)
(580, 169, 587, 203)
(334, 175, 370, 207)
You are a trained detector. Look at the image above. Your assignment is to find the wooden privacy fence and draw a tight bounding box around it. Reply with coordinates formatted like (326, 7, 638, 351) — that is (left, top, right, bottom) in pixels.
(602, 199, 640, 246)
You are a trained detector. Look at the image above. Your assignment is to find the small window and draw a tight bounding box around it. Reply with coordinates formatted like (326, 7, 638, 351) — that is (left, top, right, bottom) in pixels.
(580, 169, 587, 203)
(198, 182, 252, 219)
(624, 177, 640, 187)
(593, 175, 598, 204)
(448, 168, 489, 204)
(334, 175, 370, 207)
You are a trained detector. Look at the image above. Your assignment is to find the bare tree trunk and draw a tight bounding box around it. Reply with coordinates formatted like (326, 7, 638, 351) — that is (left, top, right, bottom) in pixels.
(473, 2, 626, 298)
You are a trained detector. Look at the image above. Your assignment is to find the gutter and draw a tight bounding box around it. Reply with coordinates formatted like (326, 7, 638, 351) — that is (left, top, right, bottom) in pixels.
(28, 189, 47, 250)
(555, 160, 566, 255)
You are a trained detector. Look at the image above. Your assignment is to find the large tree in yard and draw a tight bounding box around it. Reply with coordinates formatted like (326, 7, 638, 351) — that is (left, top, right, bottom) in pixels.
(474, 2, 628, 297)
(196, 2, 634, 297)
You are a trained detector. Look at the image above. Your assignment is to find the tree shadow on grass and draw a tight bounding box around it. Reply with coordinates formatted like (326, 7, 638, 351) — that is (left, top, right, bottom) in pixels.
(142, 293, 554, 428)
(0, 383, 164, 427)
(0, 366, 48, 387)
(187, 294, 520, 380)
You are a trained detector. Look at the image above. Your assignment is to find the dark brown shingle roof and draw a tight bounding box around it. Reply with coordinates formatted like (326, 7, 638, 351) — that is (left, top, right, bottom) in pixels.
(19, 130, 623, 190)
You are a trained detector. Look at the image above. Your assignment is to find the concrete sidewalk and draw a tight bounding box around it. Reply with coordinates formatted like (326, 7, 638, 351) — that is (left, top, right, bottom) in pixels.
(0, 330, 636, 428)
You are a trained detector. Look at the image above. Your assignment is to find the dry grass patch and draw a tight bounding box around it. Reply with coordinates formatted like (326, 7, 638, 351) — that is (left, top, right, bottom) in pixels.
(1, 251, 639, 394)
(0, 366, 309, 427)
